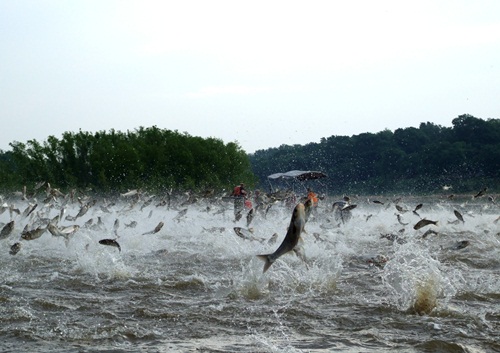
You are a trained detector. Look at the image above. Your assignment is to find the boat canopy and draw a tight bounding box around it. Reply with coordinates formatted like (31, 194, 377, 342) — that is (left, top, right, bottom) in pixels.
(267, 170, 327, 181)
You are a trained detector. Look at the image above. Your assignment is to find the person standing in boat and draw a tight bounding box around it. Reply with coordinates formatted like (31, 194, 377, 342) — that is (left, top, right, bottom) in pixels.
(232, 183, 247, 217)
(307, 188, 319, 207)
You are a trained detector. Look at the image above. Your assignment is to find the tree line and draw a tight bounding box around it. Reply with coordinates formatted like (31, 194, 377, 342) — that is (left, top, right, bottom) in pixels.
(0, 126, 255, 194)
(249, 115, 500, 195)
(1, 115, 498, 196)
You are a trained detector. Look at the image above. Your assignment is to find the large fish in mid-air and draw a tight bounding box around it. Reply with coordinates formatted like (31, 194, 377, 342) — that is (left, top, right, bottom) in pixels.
(257, 203, 306, 273)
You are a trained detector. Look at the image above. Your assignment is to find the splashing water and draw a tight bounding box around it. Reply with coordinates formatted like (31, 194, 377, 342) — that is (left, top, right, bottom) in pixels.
(0, 193, 499, 352)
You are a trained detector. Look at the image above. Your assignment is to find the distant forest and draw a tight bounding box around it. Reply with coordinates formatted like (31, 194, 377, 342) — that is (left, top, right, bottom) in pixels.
(0, 126, 255, 194)
(249, 114, 500, 195)
(0, 114, 498, 196)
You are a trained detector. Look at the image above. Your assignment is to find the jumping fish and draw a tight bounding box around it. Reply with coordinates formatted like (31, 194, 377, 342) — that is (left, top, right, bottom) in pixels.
(125, 221, 138, 228)
(473, 187, 487, 199)
(202, 226, 226, 233)
(22, 203, 37, 218)
(142, 221, 164, 235)
(342, 204, 357, 211)
(257, 203, 306, 273)
(445, 240, 470, 250)
(455, 240, 470, 250)
(121, 189, 139, 197)
(233, 227, 264, 242)
(113, 218, 120, 236)
(173, 208, 188, 223)
(0, 220, 15, 240)
(9, 242, 21, 255)
(59, 225, 80, 237)
(246, 208, 254, 227)
(83, 218, 94, 229)
(397, 214, 409, 226)
(140, 198, 153, 211)
(21, 225, 46, 240)
(47, 223, 69, 239)
(413, 219, 438, 230)
(454, 210, 465, 223)
(34, 181, 46, 191)
(422, 229, 438, 238)
(98, 239, 121, 252)
(75, 203, 90, 219)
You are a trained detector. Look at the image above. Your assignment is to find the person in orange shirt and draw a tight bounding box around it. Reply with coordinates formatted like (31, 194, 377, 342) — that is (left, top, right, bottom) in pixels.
(307, 188, 319, 206)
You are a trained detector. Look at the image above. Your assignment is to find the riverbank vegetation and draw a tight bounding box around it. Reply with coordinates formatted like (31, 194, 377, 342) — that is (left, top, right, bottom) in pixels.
(249, 114, 499, 195)
(1, 114, 498, 196)
(0, 126, 255, 194)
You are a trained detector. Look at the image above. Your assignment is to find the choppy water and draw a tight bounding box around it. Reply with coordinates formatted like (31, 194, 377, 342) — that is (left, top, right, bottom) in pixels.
(1, 192, 499, 352)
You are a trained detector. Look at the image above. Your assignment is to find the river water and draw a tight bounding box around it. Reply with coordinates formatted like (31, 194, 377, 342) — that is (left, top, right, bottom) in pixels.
(1, 192, 499, 352)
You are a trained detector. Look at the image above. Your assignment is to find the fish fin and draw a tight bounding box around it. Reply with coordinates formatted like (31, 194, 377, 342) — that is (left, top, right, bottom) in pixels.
(293, 246, 307, 263)
(257, 255, 273, 273)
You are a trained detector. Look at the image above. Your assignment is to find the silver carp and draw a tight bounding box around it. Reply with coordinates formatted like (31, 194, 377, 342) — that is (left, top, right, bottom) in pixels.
(257, 203, 306, 273)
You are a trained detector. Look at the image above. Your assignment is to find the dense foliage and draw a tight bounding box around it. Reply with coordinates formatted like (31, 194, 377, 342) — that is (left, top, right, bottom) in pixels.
(249, 115, 500, 195)
(1, 115, 498, 196)
(0, 127, 255, 194)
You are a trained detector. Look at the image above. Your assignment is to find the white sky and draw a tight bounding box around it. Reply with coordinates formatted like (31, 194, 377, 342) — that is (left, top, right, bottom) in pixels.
(1, 0, 499, 153)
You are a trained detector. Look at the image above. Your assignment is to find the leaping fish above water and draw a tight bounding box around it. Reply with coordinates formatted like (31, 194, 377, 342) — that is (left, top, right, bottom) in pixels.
(22, 203, 37, 219)
(21, 225, 46, 240)
(397, 214, 409, 226)
(173, 208, 188, 223)
(113, 218, 120, 236)
(47, 223, 68, 239)
(342, 204, 357, 212)
(121, 189, 139, 197)
(422, 229, 438, 238)
(246, 208, 254, 227)
(142, 221, 164, 235)
(473, 187, 487, 199)
(257, 203, 306, 273)
(125, 221, 138, 228)
(0, 220, 15, 240)
(9, 242, 21, 255)
(98, 239, 121, 252)
(395, 204, 406, 213)
(233, 227, 264, 242)
(454, 210, 465, 223)
(413, 218, 438, 230)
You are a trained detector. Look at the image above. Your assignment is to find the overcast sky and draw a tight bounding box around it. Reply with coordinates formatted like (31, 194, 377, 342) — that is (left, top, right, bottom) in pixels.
(1, 1, 499, 153)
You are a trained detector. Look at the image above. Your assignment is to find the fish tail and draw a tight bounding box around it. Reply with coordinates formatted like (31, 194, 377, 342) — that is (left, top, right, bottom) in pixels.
(257, 254, 273, 273)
